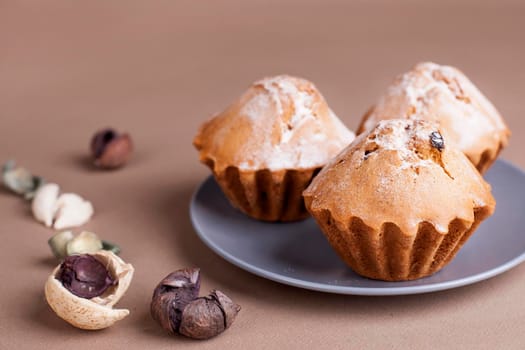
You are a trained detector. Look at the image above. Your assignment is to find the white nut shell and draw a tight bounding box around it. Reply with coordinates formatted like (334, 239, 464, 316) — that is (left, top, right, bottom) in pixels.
(44, 250, 134, 330)
(31, 183, 94, 229)
(53, 193, 94, 230)
(32, 183, 60, 227)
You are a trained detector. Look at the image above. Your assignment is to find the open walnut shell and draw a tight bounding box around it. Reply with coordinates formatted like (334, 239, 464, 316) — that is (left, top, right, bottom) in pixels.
(44, 250, 134, 330)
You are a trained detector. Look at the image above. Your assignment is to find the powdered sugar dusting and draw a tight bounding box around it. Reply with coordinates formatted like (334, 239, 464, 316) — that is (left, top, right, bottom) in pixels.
(240, 93, 271, 122)
(365, 119, 440, 172)
(232, 75, 355, 171)
(257, 76, 317, 143)
(366, 62, 507, 154)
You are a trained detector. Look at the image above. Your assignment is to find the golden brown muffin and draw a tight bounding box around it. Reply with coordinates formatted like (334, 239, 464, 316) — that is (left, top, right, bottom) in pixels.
(194, 75, 355, 221)
(304, 119, 495, 281)
(357, 62, 510, 173)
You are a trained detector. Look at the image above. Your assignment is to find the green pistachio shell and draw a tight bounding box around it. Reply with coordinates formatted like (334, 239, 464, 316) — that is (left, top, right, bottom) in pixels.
(66, 231, 103, 256)
(48, 231, 75, 260)
(2, 160, 45, 199)
(102, 240, 121, 255)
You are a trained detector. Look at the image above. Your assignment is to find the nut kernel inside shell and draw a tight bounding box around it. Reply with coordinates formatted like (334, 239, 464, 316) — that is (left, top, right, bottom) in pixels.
(44, 250, 134, 330)
(57, 254, 115, 299)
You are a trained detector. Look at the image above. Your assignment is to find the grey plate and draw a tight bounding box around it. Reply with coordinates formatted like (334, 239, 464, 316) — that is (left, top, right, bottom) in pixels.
(190, 160, 525, 295)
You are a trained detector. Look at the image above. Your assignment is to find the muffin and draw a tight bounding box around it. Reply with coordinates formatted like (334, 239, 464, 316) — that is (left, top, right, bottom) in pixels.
(357, 62, 510, 173)
(194, 75, 355, 221)
(303, 119, 495, 281)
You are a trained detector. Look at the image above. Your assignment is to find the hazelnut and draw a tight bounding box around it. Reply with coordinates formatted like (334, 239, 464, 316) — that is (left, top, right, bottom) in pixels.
(90, 128, 133, 169)
(45, 250, 134, 330)
(150, 268, 241, 340)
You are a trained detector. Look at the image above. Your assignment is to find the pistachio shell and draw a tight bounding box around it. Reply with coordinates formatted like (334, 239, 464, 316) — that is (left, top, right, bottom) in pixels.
(3, 167, 34, 194)
(2, 160, 15, 174)
(2, 161, 45, 199)
(24, 176, 46, 200)
(48, 231, 75, 259)
(66, 231, 103, 256)
(44, 250, 134, 330)
(102, 240, 121, 255)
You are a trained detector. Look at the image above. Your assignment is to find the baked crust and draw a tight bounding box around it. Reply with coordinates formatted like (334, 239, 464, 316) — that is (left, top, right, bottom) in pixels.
(213, 164, 321, 221)
(304, 119, 495, 281)
(194, 75, 354, 221)
(357, 62, 510, 173)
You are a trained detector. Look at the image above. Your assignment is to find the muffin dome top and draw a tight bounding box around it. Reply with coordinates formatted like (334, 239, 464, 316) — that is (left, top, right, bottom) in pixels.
(194, 75, 355, 172)
(358, 62, 509, 169)
(304, 119, 495, 235)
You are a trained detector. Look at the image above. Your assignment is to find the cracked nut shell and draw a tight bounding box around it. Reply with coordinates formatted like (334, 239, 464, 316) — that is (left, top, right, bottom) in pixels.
(32, 183, 94, 229)
(90, 128, 133, 169)
(150, 268, 241, 340)
(45, 250, 134, 330)
(179, 290, 241, 340)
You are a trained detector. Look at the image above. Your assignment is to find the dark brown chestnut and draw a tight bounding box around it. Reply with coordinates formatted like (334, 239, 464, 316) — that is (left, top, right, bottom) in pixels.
(150, 268, 241, 340)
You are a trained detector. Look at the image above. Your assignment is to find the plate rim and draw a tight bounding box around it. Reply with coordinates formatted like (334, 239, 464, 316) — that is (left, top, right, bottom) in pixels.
(190, 159, 525, 296)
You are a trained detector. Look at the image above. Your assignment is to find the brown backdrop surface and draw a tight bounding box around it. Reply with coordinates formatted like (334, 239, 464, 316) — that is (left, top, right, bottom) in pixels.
(1, 1, 524, 349)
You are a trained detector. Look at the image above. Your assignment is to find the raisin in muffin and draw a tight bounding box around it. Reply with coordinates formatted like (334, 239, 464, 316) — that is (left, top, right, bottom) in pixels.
(357, 62, 510, 173)
(304, 119, 495, 281)
(194, 75, 355, 221)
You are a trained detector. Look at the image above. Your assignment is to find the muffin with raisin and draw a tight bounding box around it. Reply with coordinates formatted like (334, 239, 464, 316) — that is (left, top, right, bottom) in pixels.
(304, 119, 495, 281)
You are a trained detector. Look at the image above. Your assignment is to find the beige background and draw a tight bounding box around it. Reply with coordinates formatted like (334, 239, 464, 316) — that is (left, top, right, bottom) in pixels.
(1, 1, 525, 349)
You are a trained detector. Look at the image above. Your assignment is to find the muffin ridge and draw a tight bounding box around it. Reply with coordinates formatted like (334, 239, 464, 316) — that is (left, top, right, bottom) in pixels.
(303, 119, 495, 280)
(194, 74, 354, 221)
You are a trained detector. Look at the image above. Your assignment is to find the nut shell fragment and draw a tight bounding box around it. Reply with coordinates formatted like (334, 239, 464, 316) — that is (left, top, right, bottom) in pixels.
(53, 193, 94, 230)
(2, 160, 46, 199)
(150, 268, 201, 334)
(32, 183, 60, 227)
(48, 231, 75, 259)
(179, 290, 241, 340)
(45, 250, 134, 330)
(32, 183, 94, 229)
(66, 231, 103, 256)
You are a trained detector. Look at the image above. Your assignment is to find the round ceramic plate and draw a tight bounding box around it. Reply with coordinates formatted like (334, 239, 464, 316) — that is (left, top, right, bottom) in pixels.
(190, 160, 525, 295)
